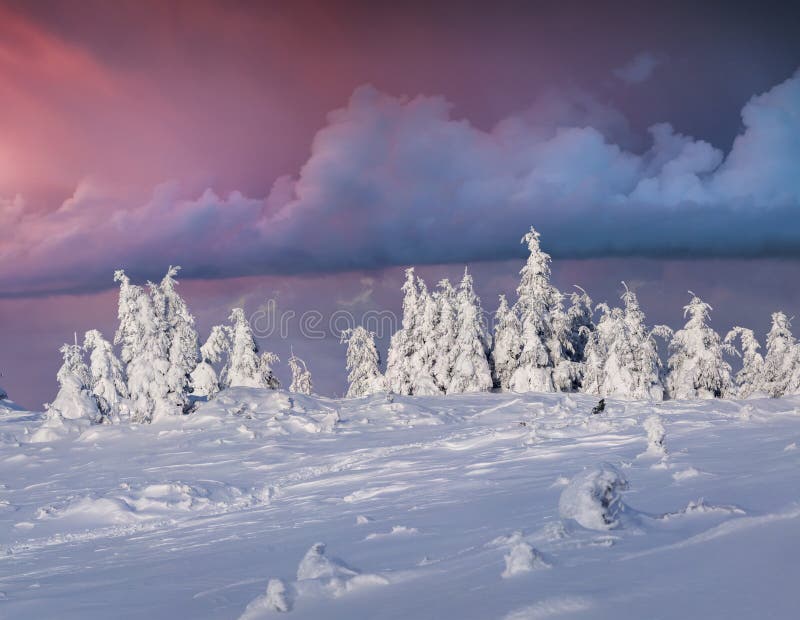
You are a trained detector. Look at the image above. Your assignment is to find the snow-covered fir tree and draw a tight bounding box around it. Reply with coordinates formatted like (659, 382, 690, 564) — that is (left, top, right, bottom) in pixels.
(581, 288, 670, 401)
(412, 277, 443, 395)
(761, 312, 799, 398)
(667, 293, 733, 399)
(447, 269, 492, 394)
(385, 268, 423, 395)
(725, 327, 765, 398)
(222, 308, 280, 389)
(191, 325, 229, 398)
(114, 270, 174, 423)
(491, 294, 521, 390)
(147, 278, 189, 415)
(566, 286, 594, 363)
(432, 278, 458, 393)
(260, 352, 281, 390)
(158, 266, 199, 406)
(341, 326, 385, 398)
(288, 352, 313, 395)
(510, 227, 570, 393)
(582, 304, 627, 397)
(621, 285, 671, 400)
(83, 329, 128, 422)
(581, 303, 611, 397)
(46, 341, 102, 422)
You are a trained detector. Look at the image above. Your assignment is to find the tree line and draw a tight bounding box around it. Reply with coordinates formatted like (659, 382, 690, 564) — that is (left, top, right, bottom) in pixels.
(32, 226, 800, 424)
(342, 227, 799, 401)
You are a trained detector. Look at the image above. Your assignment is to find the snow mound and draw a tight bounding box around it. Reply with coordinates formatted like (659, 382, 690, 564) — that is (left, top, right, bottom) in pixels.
(241, 543, 389, 618)
(36, 496, 139, 525)
(558, 464, 630, 530)
(199, 388, 340, 435)
(296, 542, 359, 581)
(502, 541, 550, 578)
(661, 498, 745, 520)
(364, 525, 419, 540)
(240, 579, 293, 617)
(120, 481, 261, 514)
(672, 467, 702, 481)
(36, 480, 272, 525)
(343, 393, 462, 427)
(642, 415, 666, 455)
(28, 412, 93, 443)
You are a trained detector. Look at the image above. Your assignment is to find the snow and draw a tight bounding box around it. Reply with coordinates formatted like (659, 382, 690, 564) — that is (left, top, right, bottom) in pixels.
(557, 463, 630, 530)
(500, 538, 550, 578)
(2, 389, 800, 618)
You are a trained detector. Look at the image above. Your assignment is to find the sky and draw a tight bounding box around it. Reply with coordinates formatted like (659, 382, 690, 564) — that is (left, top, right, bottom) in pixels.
(1, 0, 800, 407)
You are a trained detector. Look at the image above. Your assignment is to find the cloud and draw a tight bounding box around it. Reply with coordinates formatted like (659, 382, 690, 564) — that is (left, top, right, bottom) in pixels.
(613, 51, 664, 84)
(2, 70, 800, 296)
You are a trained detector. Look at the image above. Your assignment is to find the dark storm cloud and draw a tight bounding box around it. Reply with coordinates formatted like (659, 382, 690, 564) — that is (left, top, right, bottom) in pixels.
(3, 70, 800, 296)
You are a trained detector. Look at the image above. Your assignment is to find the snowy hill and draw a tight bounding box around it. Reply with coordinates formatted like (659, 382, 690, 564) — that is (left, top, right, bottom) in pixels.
(2, 389, 800, 619)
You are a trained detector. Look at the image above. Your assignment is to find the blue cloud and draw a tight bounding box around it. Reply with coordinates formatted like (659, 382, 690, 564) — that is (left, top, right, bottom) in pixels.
(2, 70, 800, 296)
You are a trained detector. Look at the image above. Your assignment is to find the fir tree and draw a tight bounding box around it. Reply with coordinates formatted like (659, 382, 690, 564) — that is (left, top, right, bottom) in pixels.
(385, 268, 422, 395)
(580, 289, 669, 401)
(83, 330, 128, 421)
(447, 269, 492, 393)
(586, 304, 630, 397)
(491, 294, 521, 390)
(114, 270, 174, 423)
(415, 277, 443, 395)
(566, 286, 594, 363)
(147, 279, 185, 417)
(581, 304, 610, 396)
(288, 352, 313, 395)
(761, 312, 798, 398)
(47, 341, 102, 422)
(510, 227, 570, 393)
(159, 266, 199, 407)
(341, 326, 385, 398)
(222, 308, 280, 389)
(191, 325, 229, 398)
(667, 293, 733, 399)
(621, 285, 671, 400)
(432, 279, 458, 393)
(261, 352, 281, 390)
(725, 327, 765, 399)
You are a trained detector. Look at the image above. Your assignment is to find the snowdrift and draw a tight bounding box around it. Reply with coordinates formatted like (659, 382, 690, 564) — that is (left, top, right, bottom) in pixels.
(1, 389, 800, 619)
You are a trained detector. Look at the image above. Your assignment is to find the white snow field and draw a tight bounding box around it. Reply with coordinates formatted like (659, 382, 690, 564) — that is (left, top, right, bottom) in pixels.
(2, 389, 800, 619)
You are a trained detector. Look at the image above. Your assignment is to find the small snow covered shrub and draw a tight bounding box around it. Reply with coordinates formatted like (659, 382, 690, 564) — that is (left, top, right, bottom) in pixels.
(558, 464, 629, 530)
(296, 542, 358, 581)
(239, 579, 293, 618)
(502, 541, 549, 578)
(288, 353, 313, 395)
(643, 415, 666, 455)
(46, 342, 102, 423)
(264, 579, 291, 612)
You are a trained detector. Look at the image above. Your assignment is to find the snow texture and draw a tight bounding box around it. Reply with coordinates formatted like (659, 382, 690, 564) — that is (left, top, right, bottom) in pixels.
(2, 390, 800, 619)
